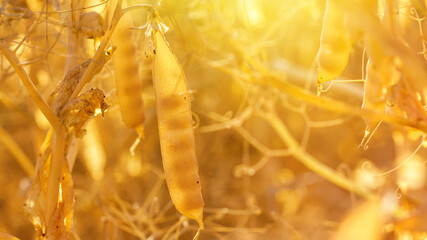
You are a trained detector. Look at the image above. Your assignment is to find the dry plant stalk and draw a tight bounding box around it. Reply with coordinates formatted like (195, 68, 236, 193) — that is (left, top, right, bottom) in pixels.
(0, 0, 124, 238)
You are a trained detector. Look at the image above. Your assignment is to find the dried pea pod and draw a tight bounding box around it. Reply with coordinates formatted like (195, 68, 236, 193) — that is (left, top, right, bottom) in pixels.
(317, 0, 378, 86)
(317, 0, 352, 85)
(152, 30, 204, 229)
(111, 7, 145, 137)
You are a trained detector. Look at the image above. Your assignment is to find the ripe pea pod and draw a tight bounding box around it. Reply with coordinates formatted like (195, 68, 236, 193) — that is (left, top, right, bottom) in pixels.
(112, 8, 145, 137)
(317, 0, 352, 86)
(317, 0, 378, 86)
(152, 30, 204, 229)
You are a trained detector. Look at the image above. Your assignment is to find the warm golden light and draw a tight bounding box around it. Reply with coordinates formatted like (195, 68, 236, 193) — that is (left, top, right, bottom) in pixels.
(0, 0, 426, 239)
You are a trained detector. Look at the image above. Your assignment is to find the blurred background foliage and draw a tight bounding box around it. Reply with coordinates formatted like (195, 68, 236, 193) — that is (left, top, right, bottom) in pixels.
(0, 0, 426, 239)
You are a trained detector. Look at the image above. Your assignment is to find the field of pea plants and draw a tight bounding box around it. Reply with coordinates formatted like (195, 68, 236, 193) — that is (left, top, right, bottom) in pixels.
(1, 0, 427, 239)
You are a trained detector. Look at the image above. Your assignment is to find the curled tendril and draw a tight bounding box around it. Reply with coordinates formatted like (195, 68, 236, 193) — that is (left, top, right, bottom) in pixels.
(409, 7, 423, 20)
(233, 164, 256, 178)
(361, 161, 373, 170)
(318, 81, 334, 94)
(408, 7, 426, 29)
(223, 111, 234, 120)
(192, 112, 201, 129)
(130, 137, 141, 156)
(395, 185, 402, 199)
(336, 163, 352, 177)
(359, 121, 382, 150)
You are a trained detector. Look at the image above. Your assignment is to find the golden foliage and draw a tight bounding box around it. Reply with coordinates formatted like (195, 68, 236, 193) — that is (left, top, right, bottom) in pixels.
(1, 0, 427, 239)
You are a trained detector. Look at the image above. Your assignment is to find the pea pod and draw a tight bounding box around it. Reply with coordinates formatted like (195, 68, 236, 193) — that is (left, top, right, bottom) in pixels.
(317, 0, 352, 85)
(152, 30, 204, 229)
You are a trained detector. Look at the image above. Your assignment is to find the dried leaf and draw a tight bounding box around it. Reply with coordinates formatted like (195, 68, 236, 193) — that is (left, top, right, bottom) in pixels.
(59, 88, 108, 138)
(23, 151, 74, 239)
(388, 79, 427, 123)
(51, 47, 115, 115)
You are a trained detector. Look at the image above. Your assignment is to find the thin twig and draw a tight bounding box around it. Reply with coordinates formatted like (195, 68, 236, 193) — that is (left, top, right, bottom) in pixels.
(64, 0, 80, 72)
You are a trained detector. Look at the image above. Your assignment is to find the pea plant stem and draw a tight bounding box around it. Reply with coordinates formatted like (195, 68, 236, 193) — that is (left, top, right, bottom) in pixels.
(68, 1, 154, 102)
(68, 0, 123, 101)
(0, 42, 66, 234)
(46, 128, 65, 228)
(64, 0, 80, 73)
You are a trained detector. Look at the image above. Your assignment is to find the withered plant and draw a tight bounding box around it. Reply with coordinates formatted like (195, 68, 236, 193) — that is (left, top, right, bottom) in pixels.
(1, 0, 427, 240)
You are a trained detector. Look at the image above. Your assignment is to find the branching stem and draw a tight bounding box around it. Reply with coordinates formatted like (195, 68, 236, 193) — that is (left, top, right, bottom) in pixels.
(0, 41, 66, 235)
(0, 42, 60, 131)
(68, 0, 123, 101)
